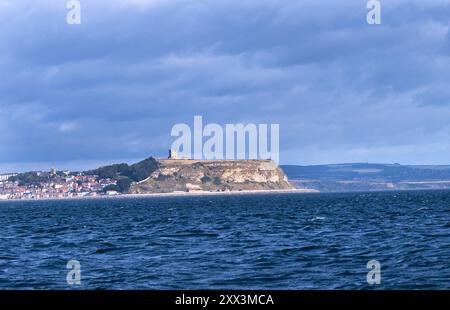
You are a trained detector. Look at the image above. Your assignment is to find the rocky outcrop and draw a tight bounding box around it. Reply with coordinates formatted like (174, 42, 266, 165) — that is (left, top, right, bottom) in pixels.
(131, 159, 294, 194)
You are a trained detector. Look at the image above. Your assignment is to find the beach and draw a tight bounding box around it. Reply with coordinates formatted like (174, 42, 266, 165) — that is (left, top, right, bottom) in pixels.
(0, 188, 319, 202)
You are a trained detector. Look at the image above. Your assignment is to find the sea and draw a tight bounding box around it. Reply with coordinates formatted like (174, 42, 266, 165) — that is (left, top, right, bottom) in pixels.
(0, 190, 449, 289)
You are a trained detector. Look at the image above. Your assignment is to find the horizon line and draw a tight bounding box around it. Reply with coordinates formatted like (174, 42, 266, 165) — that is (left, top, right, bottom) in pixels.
(2, 158, 450, 174)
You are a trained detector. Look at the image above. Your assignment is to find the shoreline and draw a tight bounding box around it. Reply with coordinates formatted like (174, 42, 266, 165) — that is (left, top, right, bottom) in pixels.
(0, 188, 319, 202)
(3, 187, 450, 203)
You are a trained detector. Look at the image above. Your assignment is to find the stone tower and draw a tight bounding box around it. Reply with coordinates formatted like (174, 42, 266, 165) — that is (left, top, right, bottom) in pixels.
(168, 149, 179, 159)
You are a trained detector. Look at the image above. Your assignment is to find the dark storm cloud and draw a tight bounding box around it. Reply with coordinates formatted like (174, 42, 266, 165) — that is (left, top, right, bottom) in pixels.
(1, 0, 450, 171)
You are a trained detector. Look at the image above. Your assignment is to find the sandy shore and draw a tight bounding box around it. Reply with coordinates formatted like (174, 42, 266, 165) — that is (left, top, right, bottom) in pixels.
(0, 188, 319, 202)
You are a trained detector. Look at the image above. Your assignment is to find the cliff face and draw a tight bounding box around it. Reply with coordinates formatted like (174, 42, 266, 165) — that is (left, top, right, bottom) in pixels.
(131, 159, 294, 193)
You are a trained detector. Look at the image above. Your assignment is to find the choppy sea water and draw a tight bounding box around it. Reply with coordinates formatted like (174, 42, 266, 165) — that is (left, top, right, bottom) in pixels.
(0, 190, 449, 289)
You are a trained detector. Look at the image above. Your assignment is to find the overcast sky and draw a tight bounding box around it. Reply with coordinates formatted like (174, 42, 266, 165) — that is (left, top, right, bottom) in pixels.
(1, 0, 450, 172)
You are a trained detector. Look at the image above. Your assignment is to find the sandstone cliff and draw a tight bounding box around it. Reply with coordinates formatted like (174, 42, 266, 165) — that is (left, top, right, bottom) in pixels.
(131, 159, 294, 194)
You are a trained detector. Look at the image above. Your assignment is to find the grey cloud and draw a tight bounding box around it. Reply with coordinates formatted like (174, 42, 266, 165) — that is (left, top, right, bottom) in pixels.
(1, 0, 450, 171)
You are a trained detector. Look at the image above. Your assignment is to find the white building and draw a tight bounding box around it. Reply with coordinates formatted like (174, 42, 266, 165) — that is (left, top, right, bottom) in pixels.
(0, 173, 17, 182)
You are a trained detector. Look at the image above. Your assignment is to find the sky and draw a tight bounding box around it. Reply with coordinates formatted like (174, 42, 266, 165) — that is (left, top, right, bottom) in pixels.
(1, 0, 450, 172)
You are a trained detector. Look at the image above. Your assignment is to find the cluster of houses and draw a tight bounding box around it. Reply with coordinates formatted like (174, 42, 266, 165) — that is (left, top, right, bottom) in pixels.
(0, 171, 119, 200)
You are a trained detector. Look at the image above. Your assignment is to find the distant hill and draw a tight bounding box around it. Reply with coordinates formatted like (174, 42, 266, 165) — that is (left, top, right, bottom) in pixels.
(281, 163, 450, 192)
(86, 158, 294, 194)
(133, 159, 294, 194)
(86, 157, 159, 180)
(85, 157, 159, 192)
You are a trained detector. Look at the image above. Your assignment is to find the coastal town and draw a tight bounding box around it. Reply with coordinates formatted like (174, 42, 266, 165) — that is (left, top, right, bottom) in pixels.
(0, 152, 297, 200)
(0, 169, 120, 200)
